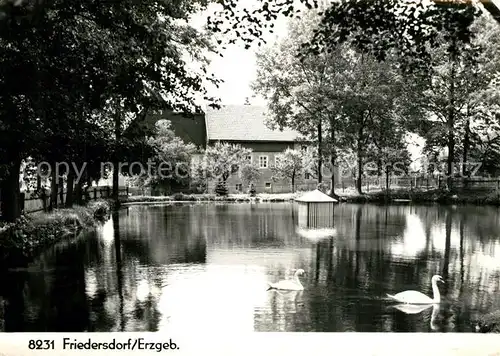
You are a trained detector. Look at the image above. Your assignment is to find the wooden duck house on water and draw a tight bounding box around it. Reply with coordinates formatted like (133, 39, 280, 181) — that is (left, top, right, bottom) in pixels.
(294, 189, 338, 239)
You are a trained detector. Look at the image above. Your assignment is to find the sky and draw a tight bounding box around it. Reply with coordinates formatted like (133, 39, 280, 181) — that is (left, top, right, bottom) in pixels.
(187, 2, 424, 166)
(188, 3, 290, 107)
(187, 0, 431, 107)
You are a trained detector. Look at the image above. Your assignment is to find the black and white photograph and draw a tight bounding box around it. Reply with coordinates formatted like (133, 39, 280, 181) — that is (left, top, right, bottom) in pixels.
(1, 0, 500, 354)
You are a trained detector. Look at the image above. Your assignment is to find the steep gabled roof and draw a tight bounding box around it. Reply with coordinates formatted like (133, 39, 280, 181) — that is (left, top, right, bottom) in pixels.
(124, 110, 206, 148)
(205, 105, 302, 142)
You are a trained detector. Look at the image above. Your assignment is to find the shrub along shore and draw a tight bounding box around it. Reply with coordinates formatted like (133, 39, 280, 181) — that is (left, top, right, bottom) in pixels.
(0, 199, 112, 269)
(338, 189, 500, 205)
(122, 192, 298, 203)
(120, 189, 500, 206)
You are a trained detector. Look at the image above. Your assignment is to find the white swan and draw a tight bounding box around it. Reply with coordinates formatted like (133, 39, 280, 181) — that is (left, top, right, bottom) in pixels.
(267, 269, 306, 291)
(387, 275, 444, 304)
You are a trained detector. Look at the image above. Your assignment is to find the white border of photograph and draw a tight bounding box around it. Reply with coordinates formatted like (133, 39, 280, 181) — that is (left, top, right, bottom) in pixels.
(0, 333, 500, 355)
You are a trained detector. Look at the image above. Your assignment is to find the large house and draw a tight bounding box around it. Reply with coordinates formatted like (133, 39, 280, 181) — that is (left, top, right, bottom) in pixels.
(203, 104, 326, 193)
(136, 104, 338, 194)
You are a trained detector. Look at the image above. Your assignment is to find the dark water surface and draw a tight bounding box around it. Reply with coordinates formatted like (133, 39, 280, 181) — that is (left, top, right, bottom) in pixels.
(1, 203, 500, 332)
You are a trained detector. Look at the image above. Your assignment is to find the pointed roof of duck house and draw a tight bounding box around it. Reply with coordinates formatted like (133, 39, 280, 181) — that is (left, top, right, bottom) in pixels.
(295, 189, 338, 203)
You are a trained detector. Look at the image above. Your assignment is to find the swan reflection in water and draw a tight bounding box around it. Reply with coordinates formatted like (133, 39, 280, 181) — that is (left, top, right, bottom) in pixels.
(268, 290, 304, 314)
(392, 304, 441, 331)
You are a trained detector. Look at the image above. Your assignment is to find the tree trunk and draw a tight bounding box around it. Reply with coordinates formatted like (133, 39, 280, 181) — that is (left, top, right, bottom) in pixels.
(446, 122, 455, 190)
(328, 115, 337, 198)
(446, 47, 457, 191)
(85, 175, 93, 202)
(65, 170, 75, 208)
(112, 163, 119, 201)
(317, 121, 323, 184)
(329, 156, 338, 199)
(58, 176, 64, 206)
(0, 160, 22, 222)
(49, 166, 58, 211)
(356, 121, 364, 195)
(385, 165, 390, 193)
(112, 106, 121, 202)
(356, 147, 363, 194)
(462, 116, 470, 186)
(291, 172, 295, 193)
(74, 178, 83, 205)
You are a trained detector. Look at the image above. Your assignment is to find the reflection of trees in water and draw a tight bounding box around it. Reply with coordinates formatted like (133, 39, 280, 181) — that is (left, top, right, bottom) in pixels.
(113, 209, 125, 331)
(85, 209, 170, 332)
(87, 289, 116, 331)
(439, 207, 500, 320)
(131, 294, 162, 331)
(0, 205, 216, 331)
(315, 205, 407, 289)
(303, 203, 500, 332)
(202, 203, 308, 248)
(118, 206, 207, 265)
(442, 208, 452, 296)
(2, 203, 500, 332)
(463, 206, 500, 244)
(0, 230, 95, 331)
(257, 290, 312, 332)
(307, 205, 393, 331)
(86, 206, 215, 332)
(0, 297, 4, 331)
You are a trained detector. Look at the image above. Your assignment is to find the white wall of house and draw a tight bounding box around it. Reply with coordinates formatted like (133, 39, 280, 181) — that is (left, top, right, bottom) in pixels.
(203, 150, 336, 194)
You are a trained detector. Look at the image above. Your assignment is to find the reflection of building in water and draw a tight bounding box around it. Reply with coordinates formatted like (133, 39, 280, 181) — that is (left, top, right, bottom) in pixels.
(294, 189, 338, 240)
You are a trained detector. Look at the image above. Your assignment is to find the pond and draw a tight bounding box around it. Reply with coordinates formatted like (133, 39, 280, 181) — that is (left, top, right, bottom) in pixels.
(0, 202, 500, 332)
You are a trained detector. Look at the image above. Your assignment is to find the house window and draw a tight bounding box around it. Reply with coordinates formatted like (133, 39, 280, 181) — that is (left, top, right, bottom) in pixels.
(301, 145, 307, 152)
(275, 156, 281, 166)
(259, 156, 268, 169)
(246, 155, 252, 163)
(305, 172, 311, 180)
(236, 183, 242, 192)
(265, 182, 272, 189)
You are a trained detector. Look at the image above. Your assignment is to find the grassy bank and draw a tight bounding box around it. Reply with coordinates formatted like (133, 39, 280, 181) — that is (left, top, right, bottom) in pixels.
(0, 199, 111, 268)
(120, 189, 500, 206)
(121, 192, 298, 203)
(337, 189, 500, 205)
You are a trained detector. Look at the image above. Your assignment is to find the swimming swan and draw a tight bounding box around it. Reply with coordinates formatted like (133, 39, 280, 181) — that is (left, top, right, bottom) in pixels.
(387, 275, 444, 304)
(267, 269, 306, 291)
